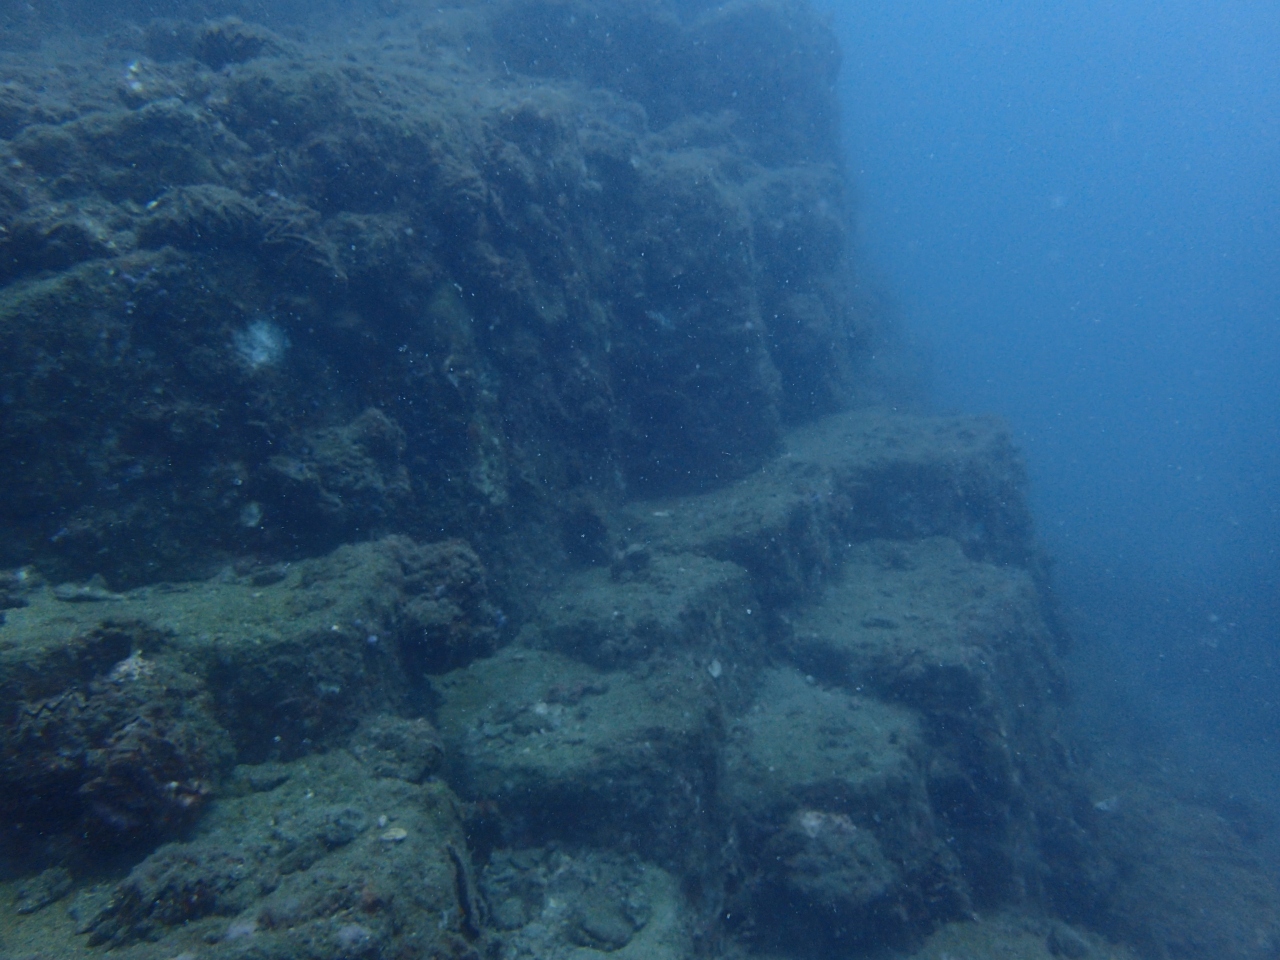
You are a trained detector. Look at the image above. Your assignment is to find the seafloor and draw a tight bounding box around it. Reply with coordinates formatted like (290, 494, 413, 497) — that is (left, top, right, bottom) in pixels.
(0, 2, 1277, 959)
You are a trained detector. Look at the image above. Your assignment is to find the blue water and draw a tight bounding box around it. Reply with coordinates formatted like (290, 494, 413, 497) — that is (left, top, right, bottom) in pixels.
(819, 0, 1280, 798)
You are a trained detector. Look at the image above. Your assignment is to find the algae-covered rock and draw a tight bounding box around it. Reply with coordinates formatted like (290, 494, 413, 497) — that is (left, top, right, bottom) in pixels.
(785, 536, 1061, 711)
(1, 4, 1266, 959)
(192, 16, 288, 70)
(724, 667, 926, 832)
(1082, 777, 1280, 960)
(84, 750, 482, 959)
(781, 536, 1071, 906)
(347, 713, 444, 784)
(434, 647, 722, 872)
(764, 808, 898, 917)
(0, 621, 233, 852)
(723, 667, 965, 946)
(522, 551, 759, 671)
(0, 534, 493, 858)
(0, 0, 863, 587)
(480, 847, 688, 959)
(616, 409, 1039, 607)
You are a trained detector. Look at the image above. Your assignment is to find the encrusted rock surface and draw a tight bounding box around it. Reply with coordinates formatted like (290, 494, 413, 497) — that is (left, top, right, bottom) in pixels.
(427, 411, 1079, 954)
(1, 2, 1277, 959)
(521, 551, 760, 672)
(615, 409, 1039, 606)
(723, 666, 955, 946)
(80, 751, 479, 959)
(0, 535, 493, 856)
(0, 0, 861, 589)
(3, 403, 1277, 959)
(435, 646, 722, 875)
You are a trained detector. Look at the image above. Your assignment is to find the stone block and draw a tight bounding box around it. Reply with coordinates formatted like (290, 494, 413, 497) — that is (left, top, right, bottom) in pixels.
(617, 409, 1037, 605)
(434, 647, 720, 869)
(522, 551, 759, 672)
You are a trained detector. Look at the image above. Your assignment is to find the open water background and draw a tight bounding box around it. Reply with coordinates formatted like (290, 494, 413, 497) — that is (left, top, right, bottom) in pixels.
(820, 0, 1280, 816)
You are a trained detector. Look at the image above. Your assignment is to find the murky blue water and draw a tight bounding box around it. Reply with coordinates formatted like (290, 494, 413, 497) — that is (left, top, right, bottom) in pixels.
(821, 0, 1280, 816)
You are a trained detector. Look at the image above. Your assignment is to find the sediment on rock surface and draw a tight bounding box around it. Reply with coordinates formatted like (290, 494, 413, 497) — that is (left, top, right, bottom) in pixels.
(432, 408, 1085, 952)
(2, 3, 1276, 959)
(0, 535, 495, 859)
(2, 408, 1276, 960)
(0, 0, 862, 590)
(79, 751, 480, 959)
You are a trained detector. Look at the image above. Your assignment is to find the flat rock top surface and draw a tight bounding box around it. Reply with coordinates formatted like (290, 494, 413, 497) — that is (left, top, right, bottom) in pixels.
(617, 408, 1017, 554)
(0, 541, 395, 662)
(434, 647, 717, 791)
(724, 666, 921, 821)
(793, 536, 1043, 664)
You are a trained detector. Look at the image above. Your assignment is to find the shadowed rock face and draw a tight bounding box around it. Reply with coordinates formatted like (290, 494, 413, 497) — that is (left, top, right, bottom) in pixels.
(0, 0, 861, 590)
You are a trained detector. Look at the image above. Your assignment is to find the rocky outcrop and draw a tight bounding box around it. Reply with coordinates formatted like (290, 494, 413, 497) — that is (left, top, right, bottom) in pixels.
(432, 410, 1088, 955)
(0, 0, 862, 589)
(1, 3, 1276, 960)
(80, 751, 481, 959)
(0, 535, 495, 856)
(2, 408, 1277, 959)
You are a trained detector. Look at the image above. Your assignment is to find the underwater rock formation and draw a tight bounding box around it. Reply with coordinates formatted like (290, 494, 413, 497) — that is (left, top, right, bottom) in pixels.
(1, 2, 1277, 960)
(0, 0, 861, 589)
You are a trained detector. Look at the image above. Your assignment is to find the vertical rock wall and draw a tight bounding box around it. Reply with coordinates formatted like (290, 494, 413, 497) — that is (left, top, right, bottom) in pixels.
(0, 0, 862, 589)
